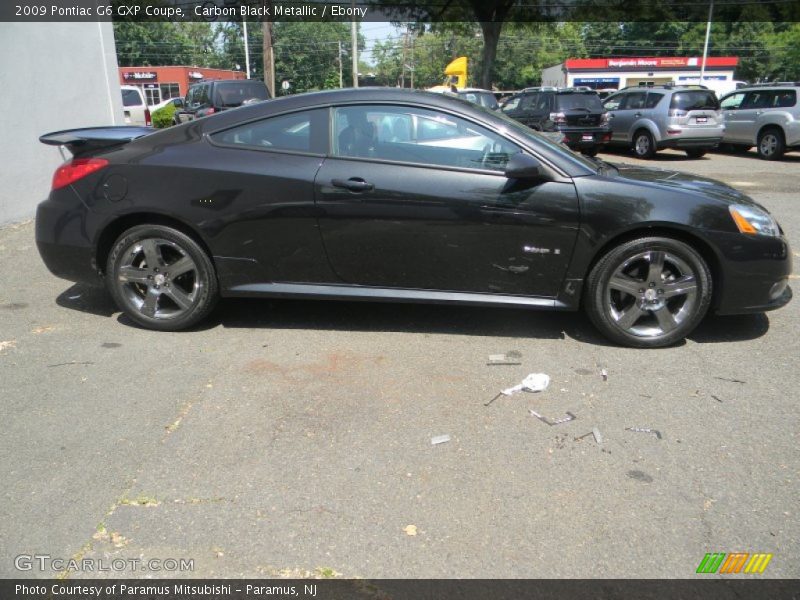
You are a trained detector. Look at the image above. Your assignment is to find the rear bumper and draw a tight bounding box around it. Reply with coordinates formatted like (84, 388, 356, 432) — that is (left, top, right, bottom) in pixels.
(555, 126, 612, 149)
(658, 136, 722, 149)
(35, 192, 100, 285)
(709, 232, 793, 315)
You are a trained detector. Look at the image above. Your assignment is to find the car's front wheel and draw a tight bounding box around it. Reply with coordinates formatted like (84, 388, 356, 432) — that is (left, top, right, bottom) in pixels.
(585, 237, 712, 348)
(106, 224, 218, 331)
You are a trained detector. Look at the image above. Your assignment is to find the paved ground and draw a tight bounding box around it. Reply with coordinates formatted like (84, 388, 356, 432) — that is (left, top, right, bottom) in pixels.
(1, 148, 798, 579)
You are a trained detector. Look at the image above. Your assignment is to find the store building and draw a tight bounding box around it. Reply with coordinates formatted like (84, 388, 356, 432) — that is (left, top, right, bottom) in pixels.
(542, 57, 740, 95)
(118, 66, 246, 106)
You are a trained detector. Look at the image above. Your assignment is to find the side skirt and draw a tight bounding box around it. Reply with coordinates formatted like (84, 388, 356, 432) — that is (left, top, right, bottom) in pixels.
(223, 282, 575, 311)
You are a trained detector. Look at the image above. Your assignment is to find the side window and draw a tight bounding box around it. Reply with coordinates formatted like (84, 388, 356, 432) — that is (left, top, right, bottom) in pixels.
(603, 94, 623, 111)
(519, 93, 539, 111)
(537, 93, 554, 111)
(743, 91, 773, 109)
(720, 92, 746, 110)
(331, 105, 522, 172)
(502, 96, 521, 112)
(773, 90, 796, 108)
(645, 93, 664, 109)
(211, 109, 326, 154)
(196, 85, 210, 108)
(624, 92, 647, 110)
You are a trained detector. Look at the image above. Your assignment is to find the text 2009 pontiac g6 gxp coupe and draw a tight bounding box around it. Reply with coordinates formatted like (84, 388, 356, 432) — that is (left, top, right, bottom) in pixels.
(36, 88, 791, 347)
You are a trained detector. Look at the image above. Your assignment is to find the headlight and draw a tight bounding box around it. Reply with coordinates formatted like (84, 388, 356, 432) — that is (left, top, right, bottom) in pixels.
(729, 204, 780, 236)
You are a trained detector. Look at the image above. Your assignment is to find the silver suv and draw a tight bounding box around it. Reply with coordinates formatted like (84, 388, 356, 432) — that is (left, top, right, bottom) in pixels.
(602, 85, 724, 159)
(718, 83, 800, 160)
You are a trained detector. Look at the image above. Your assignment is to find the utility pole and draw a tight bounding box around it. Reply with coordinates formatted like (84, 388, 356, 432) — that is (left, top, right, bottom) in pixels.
(262, 1, 275, 97)
(338, 40, 343, 88)
(700, 0, 714, 84)
(243, 21, 250, 79)
(351, 13, 358, 87)
(400, 26, 408, 88)
(409, 28, 415, 89)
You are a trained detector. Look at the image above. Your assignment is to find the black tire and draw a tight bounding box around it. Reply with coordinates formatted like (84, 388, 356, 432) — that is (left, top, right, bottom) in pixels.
(581, 147, 599, 157)
(584, 236, 712, 348)
(106, 224, 218, 331)
(685, 148, 706, 159)
(632, 129, 656, 159)
(723, 143, 751, 154)
(757, 128, 785, 161)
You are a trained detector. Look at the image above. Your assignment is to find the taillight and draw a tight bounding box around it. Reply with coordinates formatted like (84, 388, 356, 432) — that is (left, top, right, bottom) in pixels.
(145, 108, 152, 126)
(600, 112, 609, 125)
(549, 112, 566, 124)
(51, 158, 109, 190)
(206, 107, 216, 115)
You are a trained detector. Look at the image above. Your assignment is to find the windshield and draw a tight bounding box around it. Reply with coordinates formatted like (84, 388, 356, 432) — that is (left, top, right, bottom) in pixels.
(557, 93, 604, 111)
(121, 89, 142, 107)
(670, 91, 719, 111)
(214, 82, 270, 107)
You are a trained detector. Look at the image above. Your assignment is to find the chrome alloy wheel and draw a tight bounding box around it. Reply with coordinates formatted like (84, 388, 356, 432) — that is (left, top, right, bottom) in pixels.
(605, 250, 698, 338)
(116, 238, 201, 320)
(759, 133, 779, 157)
(635, 134, 651, 156)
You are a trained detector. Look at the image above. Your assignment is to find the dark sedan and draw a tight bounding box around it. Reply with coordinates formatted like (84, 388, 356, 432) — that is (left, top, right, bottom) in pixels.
(36, 88, 791, 347)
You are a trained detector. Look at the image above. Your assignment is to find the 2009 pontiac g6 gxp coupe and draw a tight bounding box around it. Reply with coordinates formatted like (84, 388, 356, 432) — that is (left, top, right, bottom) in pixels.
(37, 88, 792, 348)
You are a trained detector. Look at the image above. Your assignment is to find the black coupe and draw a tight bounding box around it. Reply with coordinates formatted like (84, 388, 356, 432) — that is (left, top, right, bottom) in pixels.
(37, 88, 791, 347)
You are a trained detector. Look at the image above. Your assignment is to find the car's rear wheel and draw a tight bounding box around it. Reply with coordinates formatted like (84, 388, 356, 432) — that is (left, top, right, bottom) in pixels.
(585, 237, 712, 348)
(106, 224, 218, 331)
(632, 130, 656, 159)
(581, 147, 599, 157)
(685, 148, 706, 159)
(757, 128, 785, 160)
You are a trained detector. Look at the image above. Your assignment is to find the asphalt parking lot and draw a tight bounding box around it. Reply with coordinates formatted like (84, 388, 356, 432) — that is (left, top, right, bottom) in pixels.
(1, 148, 798, 579)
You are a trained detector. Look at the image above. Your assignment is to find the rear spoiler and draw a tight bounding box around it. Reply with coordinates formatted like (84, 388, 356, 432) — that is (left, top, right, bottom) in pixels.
(39, 126, 154, 157)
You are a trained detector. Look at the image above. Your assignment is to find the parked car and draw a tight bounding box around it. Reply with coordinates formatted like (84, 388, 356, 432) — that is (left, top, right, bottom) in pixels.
(37, 88, 791, 348)
(150, 96, 184, 113)
(501, 87, 611, 156)
(453, 88, 500, 111)
(718, 82, 800, 160)
(602, 85, 724, 159)
(120, 85, 151, 127)
(174, 79, 270, 124)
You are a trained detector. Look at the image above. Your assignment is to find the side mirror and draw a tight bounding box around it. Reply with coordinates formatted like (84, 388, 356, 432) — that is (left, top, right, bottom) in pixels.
(505, 153, 546, 180)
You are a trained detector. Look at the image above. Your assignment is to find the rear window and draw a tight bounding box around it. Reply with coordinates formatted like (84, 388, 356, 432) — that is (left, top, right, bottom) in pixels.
(121, 89, 142, 107)
(213, 82, 270, 108)
(556, 93, 604, 111)
(459, 91, 498, 110)
(670, 91, 719, 111)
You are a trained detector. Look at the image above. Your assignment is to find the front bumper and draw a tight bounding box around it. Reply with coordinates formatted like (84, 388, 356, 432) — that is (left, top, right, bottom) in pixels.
(709, 231, 793, 315)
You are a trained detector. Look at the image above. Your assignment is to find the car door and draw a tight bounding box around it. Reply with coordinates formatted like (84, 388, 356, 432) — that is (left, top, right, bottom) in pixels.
(603, 92, 627, 142)
(719, 91, 747, 142)
(313, 103, 580, 298)
(503, 93, 540, 128)
(611, 91, 648, 143)
(731, 91, 773, 143)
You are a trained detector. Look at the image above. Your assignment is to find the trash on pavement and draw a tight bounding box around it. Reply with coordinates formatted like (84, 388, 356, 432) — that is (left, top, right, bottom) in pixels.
(601, 368, 608, 381)
(530, 409, 576, 426)
(625, 427, 663, 440)
(502, 373, 550, 396)
(592, 427, 604, 444)
(487, 353, 523, 366)
(431, 434, 451, 445)
(403, 524, 418, 536)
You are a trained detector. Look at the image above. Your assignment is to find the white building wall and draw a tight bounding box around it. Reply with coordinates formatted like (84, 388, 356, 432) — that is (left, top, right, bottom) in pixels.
(0, 23, 123, 225)
(541, 64, 567, 87)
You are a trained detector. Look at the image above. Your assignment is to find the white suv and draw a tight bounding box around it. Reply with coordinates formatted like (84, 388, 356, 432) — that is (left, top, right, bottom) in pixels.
(719, 83, 800, 160)
(121, 85, 151, 127)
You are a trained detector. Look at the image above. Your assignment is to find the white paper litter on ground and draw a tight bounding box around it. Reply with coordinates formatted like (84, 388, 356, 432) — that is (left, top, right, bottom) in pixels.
(501, 373, 550, 396)
(431, 434, 451, 445)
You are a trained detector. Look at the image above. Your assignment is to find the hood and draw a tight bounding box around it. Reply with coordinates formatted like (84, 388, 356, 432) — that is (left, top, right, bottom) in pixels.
(610, 163, 757, 207)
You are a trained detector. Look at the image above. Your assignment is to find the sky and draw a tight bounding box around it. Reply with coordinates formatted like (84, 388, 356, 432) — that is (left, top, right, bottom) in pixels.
(360, 21, 400, 66)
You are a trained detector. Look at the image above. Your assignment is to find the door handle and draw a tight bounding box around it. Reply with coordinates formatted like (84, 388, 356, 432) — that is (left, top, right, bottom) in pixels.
(634, 113, 642, 118)
(331, 178, 374, 192)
